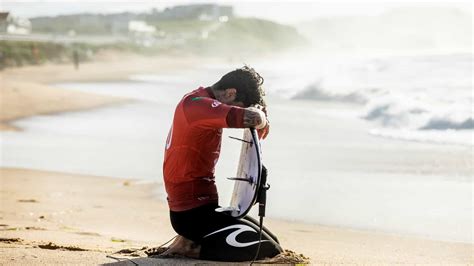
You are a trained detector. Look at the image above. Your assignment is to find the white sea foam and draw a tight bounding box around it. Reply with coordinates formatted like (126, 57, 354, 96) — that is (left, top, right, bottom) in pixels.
(369, 128, 473, 146)
(258, 53, 472, 146)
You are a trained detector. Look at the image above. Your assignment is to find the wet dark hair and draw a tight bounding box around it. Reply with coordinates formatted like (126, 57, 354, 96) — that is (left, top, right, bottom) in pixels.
(213, 66, 266, 107)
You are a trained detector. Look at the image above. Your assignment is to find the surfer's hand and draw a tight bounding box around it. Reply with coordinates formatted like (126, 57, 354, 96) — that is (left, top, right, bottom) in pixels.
(252, 104, 268, 115)
(257, 121, 270, 139)
(251, 104, 269, 139)
(244, 107, 267, 129)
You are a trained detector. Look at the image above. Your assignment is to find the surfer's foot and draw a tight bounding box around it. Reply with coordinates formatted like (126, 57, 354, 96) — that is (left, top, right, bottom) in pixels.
(161, 235, 200, 258)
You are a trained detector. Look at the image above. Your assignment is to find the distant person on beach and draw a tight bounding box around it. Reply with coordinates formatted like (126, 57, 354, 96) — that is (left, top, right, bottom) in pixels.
(162, 66, 281, 261)
(73, 50, 79, 70)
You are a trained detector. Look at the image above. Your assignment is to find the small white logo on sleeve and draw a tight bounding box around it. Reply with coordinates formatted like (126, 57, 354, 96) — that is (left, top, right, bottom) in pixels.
(165, 126, 173, 150)
(203, 224, 268, 248)
(211, 100, 221, 108)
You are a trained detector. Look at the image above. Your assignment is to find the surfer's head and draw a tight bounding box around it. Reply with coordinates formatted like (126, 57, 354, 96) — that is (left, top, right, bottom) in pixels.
(211, 66, 266, 108)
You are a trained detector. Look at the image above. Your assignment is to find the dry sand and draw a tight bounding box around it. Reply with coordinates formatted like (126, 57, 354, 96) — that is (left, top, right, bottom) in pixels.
(0, 168, 472, 265)
(0, 79, 126, 131)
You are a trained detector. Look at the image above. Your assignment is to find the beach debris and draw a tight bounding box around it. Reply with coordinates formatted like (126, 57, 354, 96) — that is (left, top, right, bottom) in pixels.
(107, 246, 149, 262)
(123, 181, 131, 186)
(115, 246, 149, 257)
(0, 237, 22, 243)
(75, 231, 101, 236)
(38, 242, 88, 251)
(25, 226, 46, 230)
(0, 224, 8, 227)
(38, 215, 45, 219)
(60, 225, 77, 231)
(257, 249, 310, 264)
(145, 246, 169, 256)
(111, 237, 127, 243)
(116, 248, 138, 254)
(1, 226, 46, 231)
(18, 199, 38, 203)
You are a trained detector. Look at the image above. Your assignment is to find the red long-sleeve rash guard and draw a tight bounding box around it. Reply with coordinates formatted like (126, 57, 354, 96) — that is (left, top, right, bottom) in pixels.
(163, 87, 245, 211)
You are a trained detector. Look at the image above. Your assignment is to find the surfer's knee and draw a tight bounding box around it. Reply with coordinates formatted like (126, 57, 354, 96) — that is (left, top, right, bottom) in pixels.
(199, 219, 282, 261)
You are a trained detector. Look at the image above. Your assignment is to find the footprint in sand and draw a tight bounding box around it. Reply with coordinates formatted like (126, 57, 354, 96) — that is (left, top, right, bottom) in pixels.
(1, 226, 46, 231)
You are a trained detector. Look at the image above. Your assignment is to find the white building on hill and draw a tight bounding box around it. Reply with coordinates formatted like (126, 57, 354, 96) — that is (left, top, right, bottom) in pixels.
(0, 12, 31, 35)
(128, 20, 157, 47)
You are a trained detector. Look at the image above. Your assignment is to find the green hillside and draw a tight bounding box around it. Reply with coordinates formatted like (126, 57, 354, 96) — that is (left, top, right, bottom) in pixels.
(29, 13, 307, 56)
(2, 12, 308, 68)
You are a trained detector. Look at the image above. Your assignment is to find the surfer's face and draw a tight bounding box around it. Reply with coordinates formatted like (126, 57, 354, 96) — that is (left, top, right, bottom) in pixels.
(218, 88, 246, 107)
(229, 101, 245, 107)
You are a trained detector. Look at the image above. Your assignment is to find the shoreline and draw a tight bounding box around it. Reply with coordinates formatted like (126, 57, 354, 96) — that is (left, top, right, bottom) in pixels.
(1, 53, 473, 264)
(1, 167, 472, 265)
(0, 53, 203, 131)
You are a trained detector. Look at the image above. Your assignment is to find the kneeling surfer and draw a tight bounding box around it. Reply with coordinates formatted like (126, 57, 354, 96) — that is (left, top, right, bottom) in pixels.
(162, 66, 282, 261)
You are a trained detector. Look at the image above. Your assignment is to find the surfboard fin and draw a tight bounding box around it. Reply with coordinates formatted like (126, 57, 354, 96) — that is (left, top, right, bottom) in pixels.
(227, 177, 254, 184)
(229, 136, 253, 145)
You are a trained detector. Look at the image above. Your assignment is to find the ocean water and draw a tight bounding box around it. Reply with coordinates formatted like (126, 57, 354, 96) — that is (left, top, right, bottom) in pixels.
(253, 53, 473, 146)
(1, 54, 472, 243)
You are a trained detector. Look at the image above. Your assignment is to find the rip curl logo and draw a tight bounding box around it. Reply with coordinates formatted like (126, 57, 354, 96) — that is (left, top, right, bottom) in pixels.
(211, 100, 221, 108)
(203, 224, 268, 248)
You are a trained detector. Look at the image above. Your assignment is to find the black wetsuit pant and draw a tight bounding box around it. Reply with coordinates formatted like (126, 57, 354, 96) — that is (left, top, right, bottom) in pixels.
(170, 203, 282, 261)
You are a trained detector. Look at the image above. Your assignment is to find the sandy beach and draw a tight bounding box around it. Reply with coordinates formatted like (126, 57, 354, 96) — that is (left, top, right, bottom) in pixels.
(0, 53, 201, 131)
(1, 168, 472, 265)
(1, 54, 473, 264)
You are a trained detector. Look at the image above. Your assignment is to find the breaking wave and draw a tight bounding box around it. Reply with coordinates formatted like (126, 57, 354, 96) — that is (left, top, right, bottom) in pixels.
(421, 118, 474, 130)
(291, 83, 368, 104)
(277, 53, 472, 145)
(362, 94, 472, 131)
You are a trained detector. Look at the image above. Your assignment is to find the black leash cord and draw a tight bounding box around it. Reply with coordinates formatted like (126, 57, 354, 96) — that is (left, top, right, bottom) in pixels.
(250, 215, 264, 265)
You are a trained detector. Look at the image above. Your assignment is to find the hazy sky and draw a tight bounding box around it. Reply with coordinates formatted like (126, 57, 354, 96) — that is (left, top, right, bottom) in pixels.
(1, 0, 471, 23)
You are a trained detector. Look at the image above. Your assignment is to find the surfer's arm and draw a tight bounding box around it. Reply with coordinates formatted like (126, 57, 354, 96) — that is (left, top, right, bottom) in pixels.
(183, 96, 243, 128)
(243, 107, 266, 129)
(227, 107, 269, 139)
(243, 107, 269, 139)
(182, 95, 268, 134)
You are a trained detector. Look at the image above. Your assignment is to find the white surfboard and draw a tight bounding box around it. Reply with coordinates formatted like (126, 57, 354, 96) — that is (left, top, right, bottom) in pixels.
(220, 128, 262, 218)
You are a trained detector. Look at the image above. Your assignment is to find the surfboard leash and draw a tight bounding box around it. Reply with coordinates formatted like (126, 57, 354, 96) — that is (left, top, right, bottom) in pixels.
(250, 215, 265, 265)
(251, 165, 270, 265)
